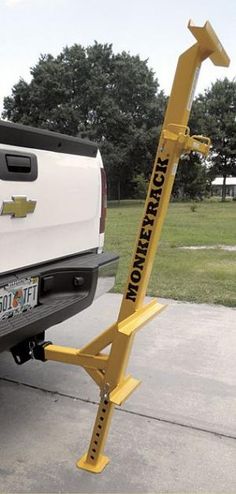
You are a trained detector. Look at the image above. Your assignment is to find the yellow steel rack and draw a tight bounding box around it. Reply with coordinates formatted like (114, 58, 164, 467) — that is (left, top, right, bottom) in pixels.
(42, 20, 229, 473)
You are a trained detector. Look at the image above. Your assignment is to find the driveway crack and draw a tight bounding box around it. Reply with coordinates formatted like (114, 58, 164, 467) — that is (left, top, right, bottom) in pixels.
(1, 375, 236, 442)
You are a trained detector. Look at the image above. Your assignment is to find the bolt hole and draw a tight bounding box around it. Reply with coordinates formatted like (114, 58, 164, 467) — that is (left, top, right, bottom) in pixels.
(94, 441, 98, 445)
(102, 408, 106, 413)
(92, 448, 96, 453)
(104, 400, 108, 405)
(100, 417, 104, 421)
(96, 433, 100, 437)
(90, 456, 94, 460)
(98, 425, 102, 429)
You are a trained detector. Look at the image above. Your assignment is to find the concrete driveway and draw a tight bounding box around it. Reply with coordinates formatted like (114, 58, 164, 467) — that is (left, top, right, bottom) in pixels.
(0, 293, 236, 493)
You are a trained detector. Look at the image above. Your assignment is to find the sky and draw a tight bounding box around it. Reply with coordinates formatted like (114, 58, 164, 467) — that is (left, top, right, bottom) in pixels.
(0, 0, 235, 113)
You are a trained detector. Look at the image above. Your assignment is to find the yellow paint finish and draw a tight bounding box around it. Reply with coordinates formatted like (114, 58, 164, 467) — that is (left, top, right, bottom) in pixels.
(188, 20, 230, 67)
(118, 300, 166, 336)
(118, 20, 230, 322)
(44, 21, 230, 474)
(110, 375, 141, 406)
(44, 345, 108, 370)
(77, 453, 110, 474)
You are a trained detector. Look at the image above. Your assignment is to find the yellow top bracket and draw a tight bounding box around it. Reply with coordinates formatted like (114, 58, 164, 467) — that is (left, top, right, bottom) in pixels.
(188, 20, 230, 67)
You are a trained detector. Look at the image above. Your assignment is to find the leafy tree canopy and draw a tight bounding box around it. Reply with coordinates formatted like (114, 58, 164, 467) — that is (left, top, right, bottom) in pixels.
(2, 42, 166, 199)
(3, 48, 235, 201)
(172, 154, 209, 200)
(191, 78, 236, 199)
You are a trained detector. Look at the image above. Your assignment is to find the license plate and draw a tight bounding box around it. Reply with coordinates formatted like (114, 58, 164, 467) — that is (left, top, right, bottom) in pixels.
(0, 277, 39, 321)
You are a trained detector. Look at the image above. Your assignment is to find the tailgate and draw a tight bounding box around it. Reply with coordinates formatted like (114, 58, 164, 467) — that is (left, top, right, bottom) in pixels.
(0, 127, 102, 274)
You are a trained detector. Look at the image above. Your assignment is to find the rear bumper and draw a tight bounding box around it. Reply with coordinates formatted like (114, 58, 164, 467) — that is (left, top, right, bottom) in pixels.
(0, 251, 118, 353)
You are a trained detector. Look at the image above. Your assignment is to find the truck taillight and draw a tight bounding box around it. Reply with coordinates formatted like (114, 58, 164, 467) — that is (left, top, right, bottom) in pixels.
(100, 167, 107, 234)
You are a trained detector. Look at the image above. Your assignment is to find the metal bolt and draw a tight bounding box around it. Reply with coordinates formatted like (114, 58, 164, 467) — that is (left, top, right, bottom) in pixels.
(100, 382, 110, 401)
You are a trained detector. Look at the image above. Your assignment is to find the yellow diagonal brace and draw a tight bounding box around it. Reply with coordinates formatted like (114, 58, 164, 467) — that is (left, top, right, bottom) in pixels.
(80, 323, 117, 355)
(85, 369, 104, 388)
(77, 323, 117, 387)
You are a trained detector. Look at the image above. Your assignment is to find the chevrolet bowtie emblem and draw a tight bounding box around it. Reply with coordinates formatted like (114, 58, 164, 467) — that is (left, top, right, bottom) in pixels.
(1, 196, 37, 218)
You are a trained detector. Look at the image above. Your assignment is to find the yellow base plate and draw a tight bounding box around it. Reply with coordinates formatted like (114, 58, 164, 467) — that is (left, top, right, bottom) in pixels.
(76, 453, 110, 473)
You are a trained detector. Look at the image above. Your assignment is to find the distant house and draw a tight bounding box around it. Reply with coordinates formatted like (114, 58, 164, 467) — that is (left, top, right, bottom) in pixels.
(211, 177, 236, 197)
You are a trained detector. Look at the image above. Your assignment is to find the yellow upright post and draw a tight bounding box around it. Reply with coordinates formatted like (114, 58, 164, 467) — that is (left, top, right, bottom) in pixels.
(118, 19, 230, 321)
(43, 20, 230, 473)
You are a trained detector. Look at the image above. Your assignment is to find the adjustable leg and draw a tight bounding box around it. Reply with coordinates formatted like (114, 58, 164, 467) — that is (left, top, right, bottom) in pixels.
(77, 327, 134, 473)
(76, 301, 165, 472)
(77, 399, 114, 473)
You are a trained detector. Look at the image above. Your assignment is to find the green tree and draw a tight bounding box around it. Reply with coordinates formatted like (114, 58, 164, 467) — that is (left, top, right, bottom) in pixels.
(172, 154, 209, 200)
(132, 173, 148, 199)
(171, 100, 210, 200)
(192, 78, 236, 201)
(2, 43, 166, 199)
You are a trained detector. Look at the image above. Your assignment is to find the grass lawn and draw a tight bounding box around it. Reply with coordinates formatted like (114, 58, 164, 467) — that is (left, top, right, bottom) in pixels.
(104, 201, 236, 307)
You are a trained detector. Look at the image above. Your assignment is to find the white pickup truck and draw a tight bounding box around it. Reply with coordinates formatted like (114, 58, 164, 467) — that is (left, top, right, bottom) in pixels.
(0, 120, 118, 363)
